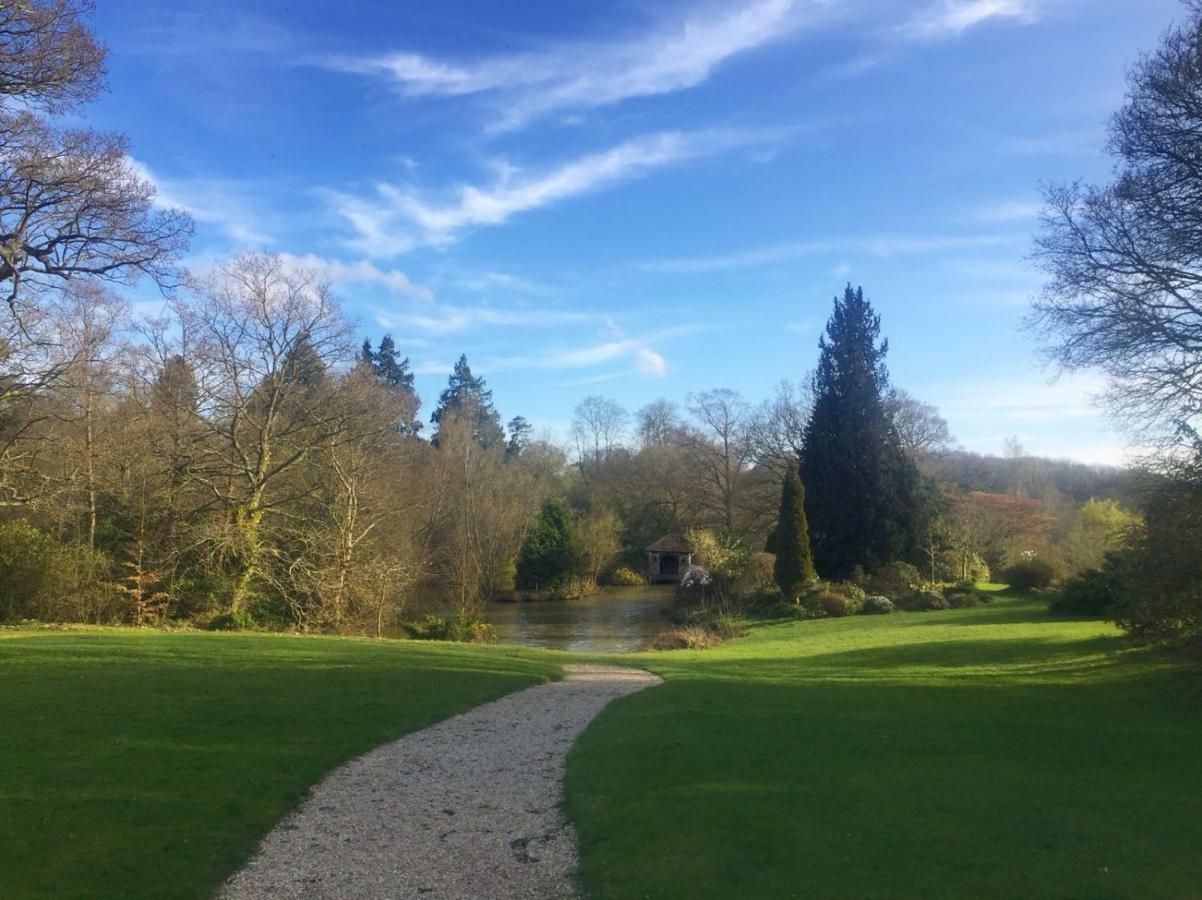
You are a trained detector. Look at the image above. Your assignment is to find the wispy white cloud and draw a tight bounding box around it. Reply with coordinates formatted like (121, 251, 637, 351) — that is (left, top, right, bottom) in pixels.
(899, 0, 1044, 40)
(640, 233, 1014, 273)
(130, 157, 274, 246)
(969, 199, 1042, 222)
(373, 304, 599, 335)
(454, 271, 552, 296)
(277, 252, 433, 301)
(329, 129, 776, 254)
(1002, 129, 1102, 157)
(327, 0, 805, 132)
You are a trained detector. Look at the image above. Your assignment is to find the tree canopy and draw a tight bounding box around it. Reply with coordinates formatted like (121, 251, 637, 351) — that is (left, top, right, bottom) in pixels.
(800, 285, 919, 578)
(430, 355, 505, 450)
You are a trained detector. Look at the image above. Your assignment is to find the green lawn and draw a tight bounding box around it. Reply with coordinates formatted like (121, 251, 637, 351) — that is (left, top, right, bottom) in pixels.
(566, 595, 1202, 899)
(0, 629, 560, 900)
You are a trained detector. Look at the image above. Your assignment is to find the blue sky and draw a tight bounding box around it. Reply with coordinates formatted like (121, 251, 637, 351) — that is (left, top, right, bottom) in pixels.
(87, 0, 1184, 463)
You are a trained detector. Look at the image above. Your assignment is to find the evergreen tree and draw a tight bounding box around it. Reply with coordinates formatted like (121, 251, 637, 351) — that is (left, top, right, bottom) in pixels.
(800, 285, 919, 578)
(361, 334, 421, 434)
(515, 498, 582, 590)
(431, 354, 505, 449)
(506, 415, 532, 459)
(773, 466, 816, 602)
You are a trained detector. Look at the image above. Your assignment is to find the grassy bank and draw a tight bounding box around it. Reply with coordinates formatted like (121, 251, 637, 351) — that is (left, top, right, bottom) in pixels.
(0, 629, 559, 900)
(566, 595, 1202, 899)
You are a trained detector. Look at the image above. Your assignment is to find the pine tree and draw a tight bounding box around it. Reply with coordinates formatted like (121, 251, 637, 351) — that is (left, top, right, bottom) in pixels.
(773, 466, 816, 602)
(360, 334, 421, 434)
(506, 415, 532, 458)
(515, 498, 582, 590)
(431, 354, 505, 449)
(800, 285, 919, 578)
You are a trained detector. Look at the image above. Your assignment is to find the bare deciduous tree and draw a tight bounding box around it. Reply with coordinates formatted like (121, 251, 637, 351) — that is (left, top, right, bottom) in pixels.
(172, 253, 354, 611)
(1032, 4, 1202, 449)
(571, 395, 628, 465)
(0, 1, 191, 309)
(885, 388, 954, 458)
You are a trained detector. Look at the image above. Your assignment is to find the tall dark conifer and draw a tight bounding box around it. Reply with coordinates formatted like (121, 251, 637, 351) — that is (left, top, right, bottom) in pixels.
(431, 354, 505, 449)
(361, 334, 421, 434)
(800, 285, 919, 577)
(773, 466, 816, 602)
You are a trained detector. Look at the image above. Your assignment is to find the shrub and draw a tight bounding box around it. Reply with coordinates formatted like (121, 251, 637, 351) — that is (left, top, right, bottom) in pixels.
(208, 610, 256, 631)
(0, 522, 118, 623)
(935, 550, 990, 584)
(828, 580, 867, 605)
(858, 595, 895, 615)
(809, 590, 857, 618)
(652, 625, 725, 651)
(685, 527, 750, 578)
(652, 613, 741, 650)
(945, 590, 982, 609)
(1003, 558, 1058, 591)
(606, 566, 646, 587)
(865, 562, 922, 600)
(901, 590, 948, 612)
(1050, 567, 1116, 617)
(738, 552, 777, 595)
(404, 615, 495, 642)
(0, 521, 62, 622)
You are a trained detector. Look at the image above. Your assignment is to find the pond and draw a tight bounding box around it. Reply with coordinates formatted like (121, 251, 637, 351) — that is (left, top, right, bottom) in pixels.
(486, 585, 677, 653)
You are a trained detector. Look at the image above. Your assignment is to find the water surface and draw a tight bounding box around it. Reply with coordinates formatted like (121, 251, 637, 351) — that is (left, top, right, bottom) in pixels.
(486, 586, 676, 653)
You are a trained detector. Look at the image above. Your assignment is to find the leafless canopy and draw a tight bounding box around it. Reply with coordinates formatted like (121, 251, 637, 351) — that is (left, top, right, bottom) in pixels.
(0, 1, 191, 310)
(1031, 4, 1202, 448)
(0, 0, 105, 112)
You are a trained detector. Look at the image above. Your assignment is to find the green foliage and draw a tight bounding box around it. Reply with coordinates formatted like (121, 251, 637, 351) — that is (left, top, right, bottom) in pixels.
(360, 334, 421, 434)
(1003, 558, 1059, 591)
(207, 610, 257, 631)
(900, 589, 949, 611)
(0, 521, 63, 622)
(772, 467, 816, 602)
(1064, 498, 1140, 575)
(800, 285, 920, 578)
(810, 590, 857, 618)
(1051, 566, 1117, 617)
(945, 589, 988, 609)
(0, 522, 118, 623)
(827, 580, 867, 604)
(936, 549, 990, 583)
(858, 595, 895, 614)
(430, 354, 505, 449)
(606, 566, 647, 586)
(1107, 478, 1202, 638)
(516, 498, 583, 591)
(685, 526, 750, 578)
(404, 614, 497, 642)
(865, 561, 922, 600)
(656, 608, 742, 650)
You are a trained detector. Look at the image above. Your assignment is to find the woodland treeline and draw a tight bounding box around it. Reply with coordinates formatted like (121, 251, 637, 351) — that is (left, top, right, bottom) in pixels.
(0, 261, 1139, 633)
(1, 0, 1199, 640)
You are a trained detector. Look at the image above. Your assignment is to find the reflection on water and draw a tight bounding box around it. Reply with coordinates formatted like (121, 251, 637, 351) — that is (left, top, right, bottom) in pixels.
(487, 586, 676, 653)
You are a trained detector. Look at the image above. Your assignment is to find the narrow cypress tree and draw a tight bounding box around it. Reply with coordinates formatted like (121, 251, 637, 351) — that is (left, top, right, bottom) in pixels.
(773, 466, 816, 603)
(800, 285, 919, 578)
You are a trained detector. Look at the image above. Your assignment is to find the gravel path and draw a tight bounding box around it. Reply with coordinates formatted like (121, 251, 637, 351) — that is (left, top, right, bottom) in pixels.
(221, 664, 661, 900)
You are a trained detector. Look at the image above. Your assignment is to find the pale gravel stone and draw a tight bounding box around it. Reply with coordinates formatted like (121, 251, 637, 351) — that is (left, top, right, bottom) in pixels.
(221, 664, 661, 900)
